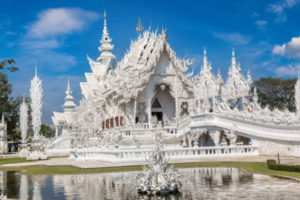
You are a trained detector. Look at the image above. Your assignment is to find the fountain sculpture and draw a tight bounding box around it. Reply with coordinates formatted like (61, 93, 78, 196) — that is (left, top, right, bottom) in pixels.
(136, 131, 182, 195)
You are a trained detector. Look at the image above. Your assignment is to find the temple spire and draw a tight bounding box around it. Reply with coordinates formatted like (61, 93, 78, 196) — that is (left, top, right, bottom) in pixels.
(136, 18, 143, 34)
(203, 49, 208, 71)
(97, 10, 115, 63)
(62, 77, 76, 113)
(231, 48, 237, 69)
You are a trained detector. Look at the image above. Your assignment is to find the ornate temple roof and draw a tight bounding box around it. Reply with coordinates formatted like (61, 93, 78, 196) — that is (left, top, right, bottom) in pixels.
(193, 50, 221, 99)
(221, 50, 252, 100)
(111, 29, 194, 103)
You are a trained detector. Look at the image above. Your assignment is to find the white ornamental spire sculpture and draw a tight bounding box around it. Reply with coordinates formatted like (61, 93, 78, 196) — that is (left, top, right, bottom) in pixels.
(30, 65, 42, 140)
(62, 78, 76, 113)
(20, 98, 28, 143)
(97, 10, 115, 63)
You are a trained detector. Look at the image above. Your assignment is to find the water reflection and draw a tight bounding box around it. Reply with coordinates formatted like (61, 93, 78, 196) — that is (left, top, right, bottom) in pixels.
(1, 167, 300, 199)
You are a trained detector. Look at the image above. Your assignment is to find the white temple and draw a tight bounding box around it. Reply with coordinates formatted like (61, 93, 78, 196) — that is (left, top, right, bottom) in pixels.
(49, 12, 300, 161)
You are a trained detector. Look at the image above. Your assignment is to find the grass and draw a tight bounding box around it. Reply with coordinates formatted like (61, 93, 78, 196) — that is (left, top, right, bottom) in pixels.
(0, 157, 29, 165)
(0, 159, 300, 180)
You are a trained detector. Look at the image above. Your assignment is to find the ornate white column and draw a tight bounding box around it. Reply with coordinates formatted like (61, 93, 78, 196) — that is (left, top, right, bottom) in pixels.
(27, 66, 47, 160)
(20, 98, 28, 143)
(19, 98, 29, 157)
(30, 67, 42, 140)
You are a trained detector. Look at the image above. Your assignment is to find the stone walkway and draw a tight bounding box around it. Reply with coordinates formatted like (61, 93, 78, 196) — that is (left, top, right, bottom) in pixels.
(2, 155, 300, 169)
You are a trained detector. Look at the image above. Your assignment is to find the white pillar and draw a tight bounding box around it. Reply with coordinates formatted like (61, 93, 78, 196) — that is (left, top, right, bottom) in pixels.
(55, 126, 58, 137)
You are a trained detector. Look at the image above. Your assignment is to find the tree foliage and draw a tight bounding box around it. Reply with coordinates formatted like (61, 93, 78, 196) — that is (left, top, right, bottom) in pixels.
(254, 77, 296, 112)
(40, 124, 52, 138)
(0, 59, 19, 141)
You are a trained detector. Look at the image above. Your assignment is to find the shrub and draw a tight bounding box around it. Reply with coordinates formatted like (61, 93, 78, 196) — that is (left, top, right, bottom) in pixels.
(267, 159, 300, 172)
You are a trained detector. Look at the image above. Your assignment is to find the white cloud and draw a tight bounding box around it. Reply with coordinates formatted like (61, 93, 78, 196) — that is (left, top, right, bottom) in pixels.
(267, 0, 299, 22)
(255, 20, 268, 29)
(273, 36, 300, 58)
(21, 39, 62, 49)
(274, 64, 300, 76)
(27, 8, 100, 38)
(213, 32, 251, 45)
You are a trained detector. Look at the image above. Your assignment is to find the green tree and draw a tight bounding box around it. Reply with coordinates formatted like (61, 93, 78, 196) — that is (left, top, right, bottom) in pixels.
(0, 59, 19, 141)
(40, 124, 52, 138)
(254, 77, 296, 112)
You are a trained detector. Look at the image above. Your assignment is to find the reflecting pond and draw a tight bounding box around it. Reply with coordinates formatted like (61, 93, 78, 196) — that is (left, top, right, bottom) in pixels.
(1, 167, 300, 199)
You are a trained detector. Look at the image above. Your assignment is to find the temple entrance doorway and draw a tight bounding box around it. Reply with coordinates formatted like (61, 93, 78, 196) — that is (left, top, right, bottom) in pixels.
(151, 84, 175, 122)
(152, 112, 163, 121)
(151, 98, 163, 121)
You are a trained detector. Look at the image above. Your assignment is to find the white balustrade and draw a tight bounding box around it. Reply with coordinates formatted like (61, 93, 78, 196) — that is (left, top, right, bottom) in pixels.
(72, 145, 257, 162)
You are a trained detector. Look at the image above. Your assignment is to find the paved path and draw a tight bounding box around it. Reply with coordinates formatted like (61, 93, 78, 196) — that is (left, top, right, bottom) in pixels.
(2, 156, 300, 169)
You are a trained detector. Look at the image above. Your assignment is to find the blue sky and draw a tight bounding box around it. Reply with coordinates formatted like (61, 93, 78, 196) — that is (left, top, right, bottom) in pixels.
(1, 0, 300, 123)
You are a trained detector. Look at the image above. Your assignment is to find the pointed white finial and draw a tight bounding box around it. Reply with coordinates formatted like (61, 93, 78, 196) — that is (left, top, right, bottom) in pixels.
(66, 76, 71, 95)
(203, 48, 208, 71)
(231, 48, 237, 69)
(162, 27, 168, 41)
(103, 10, 107, 33)
(136, 18, 143, 33)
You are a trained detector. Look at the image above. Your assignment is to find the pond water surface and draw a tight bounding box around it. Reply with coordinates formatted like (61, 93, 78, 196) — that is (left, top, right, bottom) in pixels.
(0, 167, 300, 200)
